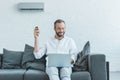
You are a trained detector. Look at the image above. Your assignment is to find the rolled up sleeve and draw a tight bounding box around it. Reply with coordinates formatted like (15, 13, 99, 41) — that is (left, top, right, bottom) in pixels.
(69, 39, 78, 63)
(33, 44, 47, 59)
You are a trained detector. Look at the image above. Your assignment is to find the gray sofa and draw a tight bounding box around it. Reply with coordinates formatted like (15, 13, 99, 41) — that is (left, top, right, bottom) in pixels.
(0, 52, 107, 80)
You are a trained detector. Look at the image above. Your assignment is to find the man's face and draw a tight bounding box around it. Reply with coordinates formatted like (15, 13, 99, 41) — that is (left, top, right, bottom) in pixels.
(54, 22, 66, 37)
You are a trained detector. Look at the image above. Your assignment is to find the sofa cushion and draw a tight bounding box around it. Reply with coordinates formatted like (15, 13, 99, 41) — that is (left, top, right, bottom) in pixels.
(2, 49, 23, 69)
(73, 41, 90, 71)
(71, 71, 91, 80)
(24, 69, 49, 80)
(0, 69, 26, 80)
(22, 44, 46, 71)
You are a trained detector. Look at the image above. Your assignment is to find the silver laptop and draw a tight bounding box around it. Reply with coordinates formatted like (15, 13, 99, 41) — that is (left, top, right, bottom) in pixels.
(47, 54, 71, 67)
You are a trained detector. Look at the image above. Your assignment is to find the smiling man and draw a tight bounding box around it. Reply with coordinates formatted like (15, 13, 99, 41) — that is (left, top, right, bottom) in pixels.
(33, 19, 78, 80)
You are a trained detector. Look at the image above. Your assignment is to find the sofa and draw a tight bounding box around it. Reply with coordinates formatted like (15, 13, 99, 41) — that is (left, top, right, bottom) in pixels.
(0, 44, 108, 80)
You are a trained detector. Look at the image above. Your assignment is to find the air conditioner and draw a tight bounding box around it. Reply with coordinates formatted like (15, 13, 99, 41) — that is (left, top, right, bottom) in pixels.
(17, 2, 44, 11)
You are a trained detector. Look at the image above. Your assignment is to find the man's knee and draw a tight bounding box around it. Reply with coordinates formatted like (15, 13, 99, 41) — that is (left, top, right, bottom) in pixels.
(46, 67, 59, 75)
(46, 67, 60, 80)
(60, 67, 72, 78)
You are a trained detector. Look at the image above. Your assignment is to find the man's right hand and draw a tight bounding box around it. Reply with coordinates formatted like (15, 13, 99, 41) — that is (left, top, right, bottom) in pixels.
(34, 26, 40, 39)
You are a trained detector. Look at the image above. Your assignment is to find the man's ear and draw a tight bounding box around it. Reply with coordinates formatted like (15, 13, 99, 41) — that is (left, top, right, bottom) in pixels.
(54, 27, 56, 31)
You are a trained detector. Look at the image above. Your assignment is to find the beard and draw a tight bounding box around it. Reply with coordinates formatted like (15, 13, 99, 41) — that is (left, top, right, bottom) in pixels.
(56, 31, 65, 37)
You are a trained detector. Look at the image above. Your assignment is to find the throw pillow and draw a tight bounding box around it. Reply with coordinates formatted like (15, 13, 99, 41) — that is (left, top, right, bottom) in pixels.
(22, 44, 46, 71)
(2, 48, 23, 69)
(22, 44, 34, 65)
(82, 41, 90, 56)
(73, 41, 90, 71)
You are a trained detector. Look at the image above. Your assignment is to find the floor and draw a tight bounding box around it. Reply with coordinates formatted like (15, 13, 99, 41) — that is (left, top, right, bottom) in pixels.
(110, 71, 120, 80)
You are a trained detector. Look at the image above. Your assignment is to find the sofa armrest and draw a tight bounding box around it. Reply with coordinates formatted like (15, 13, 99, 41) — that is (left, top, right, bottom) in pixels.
(0, 53, 2, 68)
(88, 54, 107, 80)
(106, 61, 109, 80)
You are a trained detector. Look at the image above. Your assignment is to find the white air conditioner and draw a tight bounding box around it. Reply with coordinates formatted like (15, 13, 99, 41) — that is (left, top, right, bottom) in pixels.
(17, 2, 44, 11)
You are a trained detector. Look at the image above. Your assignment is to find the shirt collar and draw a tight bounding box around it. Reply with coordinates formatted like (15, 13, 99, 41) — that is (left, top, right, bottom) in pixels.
(53, 36, 66, 41)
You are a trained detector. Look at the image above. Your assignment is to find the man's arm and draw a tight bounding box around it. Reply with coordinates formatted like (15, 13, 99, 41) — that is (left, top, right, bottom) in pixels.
(34, 26, 40, 53)
(70, 38, 78, 64)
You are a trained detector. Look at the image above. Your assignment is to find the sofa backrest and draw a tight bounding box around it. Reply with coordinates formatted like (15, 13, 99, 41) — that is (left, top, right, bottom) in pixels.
(0, 44, 46, 71)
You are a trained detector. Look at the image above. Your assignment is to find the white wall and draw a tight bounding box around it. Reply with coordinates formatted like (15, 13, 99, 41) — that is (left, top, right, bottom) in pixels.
(0, 0, 120, 71)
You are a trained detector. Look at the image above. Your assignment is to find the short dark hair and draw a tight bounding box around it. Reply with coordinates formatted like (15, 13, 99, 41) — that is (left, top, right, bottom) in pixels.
(54, 19, 65, 29)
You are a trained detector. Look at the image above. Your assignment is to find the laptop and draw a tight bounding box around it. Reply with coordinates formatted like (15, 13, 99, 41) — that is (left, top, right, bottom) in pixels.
(47, 54, 71, 67)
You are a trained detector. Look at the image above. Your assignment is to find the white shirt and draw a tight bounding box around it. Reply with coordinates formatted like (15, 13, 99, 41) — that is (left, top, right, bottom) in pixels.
(34, 36, 78, 66)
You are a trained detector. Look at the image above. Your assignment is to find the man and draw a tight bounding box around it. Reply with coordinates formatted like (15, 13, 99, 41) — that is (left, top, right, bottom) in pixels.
(33, 19, 78, 80)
